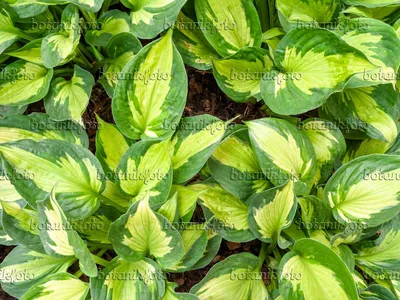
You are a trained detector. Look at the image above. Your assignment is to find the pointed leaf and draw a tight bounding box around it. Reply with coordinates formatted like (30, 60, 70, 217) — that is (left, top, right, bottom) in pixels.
(112, 30, 187, 140)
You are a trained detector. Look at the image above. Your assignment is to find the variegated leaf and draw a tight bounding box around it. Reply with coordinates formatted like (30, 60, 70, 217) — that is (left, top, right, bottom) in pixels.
(339, 18, 400, 71)
(260, 28, 376, 115)
(36, 189, 97, 277)
(343, 6, 400, 24)
(190, 229, 222, 270)
(157, 191, 179, 223)
(101, 180, 132, 210)
(0, 59, 53, 106)
(279, 239, 358, 300)
(342, 0, 400, 8)
(341, 139, 391, 165)
(246, 118, 316, 195)
(213, 47, 273, 102)
(108, 194, 185, 269)
(324, 154, 400, 227)
(170, 185, 204, 221)
(170, 115, 227, 184)
(360, 284, 398, 300)
(99, 32, 142, 98)
(0, 139, 105, 218)
(44, 65, 94, 123)
(276, 0, 341, 27)
(301, 118, 346, 183)
(195, 0, 262, 57)
(0, 246, 74, 298)
(355, 215, 400, 274)
(15, 0, 104, 12)
(1, 201, 43, 252)
(41, 4, 80, 68)
(112, 30, 187, 140)
(95, 116, 132, 181)
(85, 10, 131, 47)
(0, 209, 16, 246)
(0, 112, 89, 148)
(0, 3, 23, 55)
(121, 0, 186, 39)
(6, 38, 43, 64)
(116, 139, 172, 207)
(167, 224, 208, 272)
(189, 183, 254, 242)
(21, 272, 89, 300)
(73, 205, 121, 245)
(322, 85, 400, 144)
(90, 257, 165, 300)
(0, 163, 23, 203)
(209, 127, 271, 200)
(248, 180, 297, 246)
(190, 252, 268, 299)
(173, 12, 220, 70)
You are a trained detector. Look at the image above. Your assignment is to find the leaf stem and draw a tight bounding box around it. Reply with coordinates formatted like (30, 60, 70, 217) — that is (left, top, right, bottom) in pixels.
(100, 0, 112, 16)
(78, 44, 95, 61)
(54, 68, 74, 77)
(79, 8, 97, 30)
(16, 30, 36, 42)
(268, 0, 276, 30)
(257, 243, 268, 271)
(91, 254, 110, 267)
(74, 270, 84, 278)
(255, 0, 270, 32)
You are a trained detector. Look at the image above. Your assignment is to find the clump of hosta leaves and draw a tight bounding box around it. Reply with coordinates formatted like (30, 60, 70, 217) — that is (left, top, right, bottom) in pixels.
(1, 0, 400, 300)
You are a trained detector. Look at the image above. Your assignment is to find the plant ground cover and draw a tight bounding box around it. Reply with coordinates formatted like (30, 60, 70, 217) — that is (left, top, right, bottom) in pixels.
(1, 0, 400, 299)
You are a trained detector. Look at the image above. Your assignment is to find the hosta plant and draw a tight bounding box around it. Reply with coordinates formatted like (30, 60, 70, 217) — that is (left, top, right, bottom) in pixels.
(0, 0, 400, 300)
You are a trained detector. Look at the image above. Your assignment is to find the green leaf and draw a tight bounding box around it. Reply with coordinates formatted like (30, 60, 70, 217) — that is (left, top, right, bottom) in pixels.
(360, 284, 398, 300)
(90, 257, 165, 300)
(21, 272, 89, 300)
(260, 28, 376, 115)
(121, 0, 186, 39)
(0, 209, 16, 246)
(355, 215, 400, 274)
(101, 180, 132, 210)
(190, 252, 269, 299)
(116, 139, 172, 207)
(170, 115, 227, 184)
(99, 32, 142, 98)
(85, 10, 131, 47)
(301, 118, 346, 183)
(1, 201, 44, 252)
(0, 246, 74, 298)
(213, 47, 273, 102)
(190, 229, 222, 270)
(0, 104, 27, 117)
(172, 12, 220, 70)
(157, 191, 179, 223)
(341, 139, 391, 165)
(208, 127, 272, 200)
(41, 4, 80, 68)
(190, 183, 255, 242)
(246, 118, 316, 195)
(95, 116, 132, 181)
(112, 30, 187, 140)
(248, 180, 297, 247)
(195, 0, 262, 57)
(170, 185, 203, 221)
(163, 282, 199, 300)
(0, 59, 53, 106)
(36, 189, 97, 277)
(6, 38, 43, 64)
(0, 112, 89, 148)
(279, 239, 358, 300)
(342, 0, 400, 8)
(276, 0, 341, 26)
(44, 65, 95, 123)
(108, 194, 185, 269)
(0, 139, 106, 219)
(322, 85, 400, 144)
(324, 154, 400, 227)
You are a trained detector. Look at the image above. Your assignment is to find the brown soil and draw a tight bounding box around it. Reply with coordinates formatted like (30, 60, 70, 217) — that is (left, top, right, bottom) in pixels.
(0, 67, 266, 297)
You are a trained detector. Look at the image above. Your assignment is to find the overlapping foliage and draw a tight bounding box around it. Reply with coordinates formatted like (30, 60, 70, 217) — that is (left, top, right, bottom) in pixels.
(1, 0, 400, 299)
